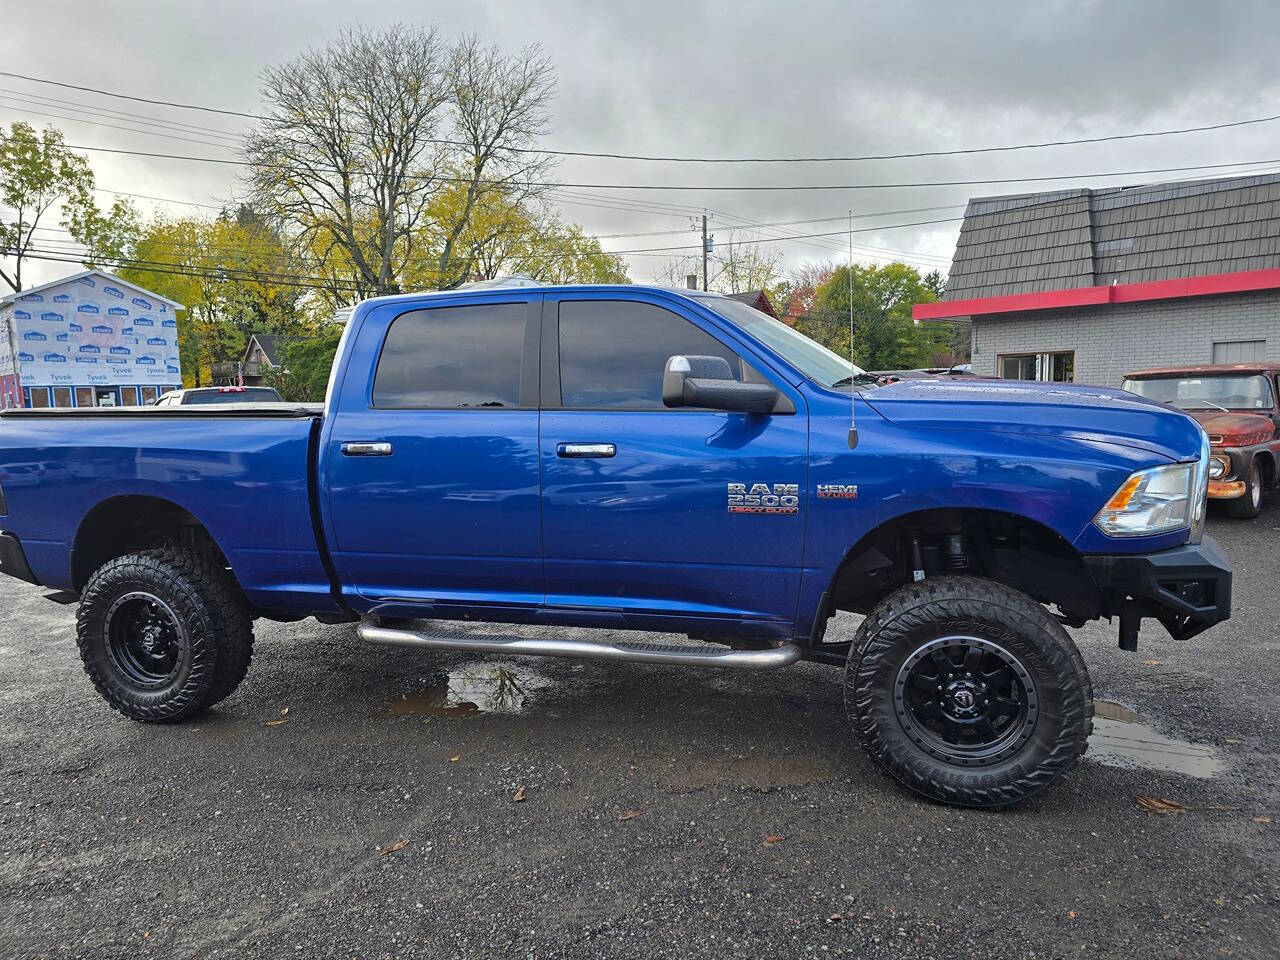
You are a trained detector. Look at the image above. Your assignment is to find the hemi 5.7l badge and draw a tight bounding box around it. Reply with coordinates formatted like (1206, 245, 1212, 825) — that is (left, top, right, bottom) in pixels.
(817, 484, 859, 500)
(728, 482, 800, 515)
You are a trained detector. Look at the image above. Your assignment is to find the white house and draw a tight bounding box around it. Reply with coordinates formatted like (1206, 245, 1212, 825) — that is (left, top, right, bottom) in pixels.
(0, 269, 184, 409)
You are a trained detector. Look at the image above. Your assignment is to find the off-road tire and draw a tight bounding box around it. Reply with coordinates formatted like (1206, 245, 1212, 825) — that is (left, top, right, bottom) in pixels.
(76, 547, 253, 722)
(845, 575, 1092, 807)
(1227, 461, 1263, 519)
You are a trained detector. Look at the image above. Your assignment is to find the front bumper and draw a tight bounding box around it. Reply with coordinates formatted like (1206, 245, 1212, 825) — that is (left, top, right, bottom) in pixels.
(1083, 536, 1232, 644)
(1208, 443, 1269, 498)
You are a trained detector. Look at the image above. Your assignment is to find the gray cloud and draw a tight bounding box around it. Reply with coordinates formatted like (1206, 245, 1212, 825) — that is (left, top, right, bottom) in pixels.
(4, 0, 1280, 285)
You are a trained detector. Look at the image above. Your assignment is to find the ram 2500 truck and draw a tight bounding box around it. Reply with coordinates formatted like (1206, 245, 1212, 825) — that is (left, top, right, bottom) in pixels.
(0, 283, 1232, 807)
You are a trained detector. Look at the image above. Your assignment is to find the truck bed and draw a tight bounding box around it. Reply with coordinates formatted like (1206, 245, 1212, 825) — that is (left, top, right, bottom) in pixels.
(0, 405, 335, 614)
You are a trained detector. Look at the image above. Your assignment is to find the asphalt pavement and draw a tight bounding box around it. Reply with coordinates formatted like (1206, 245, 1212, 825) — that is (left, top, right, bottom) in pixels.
(1, 503, 1278, 959)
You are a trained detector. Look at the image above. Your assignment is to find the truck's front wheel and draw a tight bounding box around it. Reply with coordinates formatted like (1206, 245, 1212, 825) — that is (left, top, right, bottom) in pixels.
(846, 576, 1092, 807)
(76, 547, 253, 722)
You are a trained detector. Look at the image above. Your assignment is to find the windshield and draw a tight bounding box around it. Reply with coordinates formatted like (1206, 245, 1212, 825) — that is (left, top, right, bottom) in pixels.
(702, 297, 861, 389)
(1123, 374, 1274, 412)
(184, 388, 283, 405)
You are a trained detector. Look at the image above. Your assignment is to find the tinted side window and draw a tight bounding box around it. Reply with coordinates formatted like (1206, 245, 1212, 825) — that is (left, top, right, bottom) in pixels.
(374, 303, 526, 408)
(558, 300, 741, 409)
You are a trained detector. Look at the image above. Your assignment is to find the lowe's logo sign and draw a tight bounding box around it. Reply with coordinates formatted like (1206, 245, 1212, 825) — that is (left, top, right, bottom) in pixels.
(161, 318, 176, 328)
(18, 293, 43, 302)
(103, 286, 124, 299)
(77, 303, 99, 314)
(56, 332, 69, 342)
(136, 356, 156, 365)
(106, 357, 128, 365)
(22, 331, 47, 342)
(146, 336, 166, 346)
(13, 309, 30, 320)
(17, 352, 34, 363)
(75, 356, 99, 365)
(109, 345, 130, 355)
(134, 317, 154, 327)
(69, 323, 83, 333)
(121, 327, 133, 336)
(166, 365, 180, 374)
(78, 277, 96, 287)
(40, 312, 63, 322)
(43, 352, 66, 363)
(53, 293, 71, 303)
(79, 344, 101, 354)
(107, 306, 129, 316)
(132, 297, 152, 309)
(91, 324, 113, 335)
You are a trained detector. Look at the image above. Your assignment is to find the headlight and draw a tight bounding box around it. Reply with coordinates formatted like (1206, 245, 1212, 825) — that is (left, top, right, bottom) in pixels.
(1208, 455, 1229, 480)
(1094, 462, 1197, 537)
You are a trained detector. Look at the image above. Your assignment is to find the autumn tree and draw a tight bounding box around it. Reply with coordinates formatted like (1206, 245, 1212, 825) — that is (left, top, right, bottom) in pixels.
(245, 25, 556, 297)
(0, 122, 137, 292)
(805, 262, 947, 370)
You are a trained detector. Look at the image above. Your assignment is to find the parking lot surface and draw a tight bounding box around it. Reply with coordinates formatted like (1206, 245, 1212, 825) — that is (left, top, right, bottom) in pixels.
(1, 505, 1278, 959)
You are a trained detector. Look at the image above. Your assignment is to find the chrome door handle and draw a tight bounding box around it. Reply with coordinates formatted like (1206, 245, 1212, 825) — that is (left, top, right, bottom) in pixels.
(341, 441, 394, 457)
(556, 442, 616, 459)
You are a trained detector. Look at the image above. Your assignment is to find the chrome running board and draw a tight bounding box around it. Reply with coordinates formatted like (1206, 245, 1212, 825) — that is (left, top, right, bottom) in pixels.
(358, 621, 801, 671)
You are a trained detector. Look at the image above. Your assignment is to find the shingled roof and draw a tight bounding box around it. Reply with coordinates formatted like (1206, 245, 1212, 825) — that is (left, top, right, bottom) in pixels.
(943, 173, 1280, 301)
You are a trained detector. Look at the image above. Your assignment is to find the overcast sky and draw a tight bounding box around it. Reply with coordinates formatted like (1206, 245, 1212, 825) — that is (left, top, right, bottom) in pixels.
(4, 0, 1280, 289)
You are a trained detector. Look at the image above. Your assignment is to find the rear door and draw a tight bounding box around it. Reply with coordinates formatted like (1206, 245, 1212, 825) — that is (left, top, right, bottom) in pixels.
(538, 292, 808, 632)
(323, 294, 543, 612)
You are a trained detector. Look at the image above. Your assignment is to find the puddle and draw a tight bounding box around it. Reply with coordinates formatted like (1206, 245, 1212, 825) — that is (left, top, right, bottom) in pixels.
(388, 661, 549, 718)
(1087, 700, 1224, 779)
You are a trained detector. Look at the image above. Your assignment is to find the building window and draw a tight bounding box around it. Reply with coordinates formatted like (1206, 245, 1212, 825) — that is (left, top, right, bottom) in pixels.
(1211, 340, 1265, 364)
(140, 386, 159, 405)
(52, 387, 73, 408)
(75, 387, 94, 408)
(119, 386, 140, 407)
(999, 351, 1074, 383)
(27, 387, 50, 408)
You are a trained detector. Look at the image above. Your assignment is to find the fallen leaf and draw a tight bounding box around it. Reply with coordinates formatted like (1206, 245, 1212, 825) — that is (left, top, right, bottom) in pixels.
(378, 838, 409, 856)
(763, 834, 785, 845)
(1226, 738, 1242, 744)
(1142, 660, 1161, 666)
(827, 914, 843, 923)
(449, 754, 461, 763)
(265, 718, 288, 727)
(280, 707, 289, 716)
(1137, 795, 1189, 815)
(1068, 911, 1077, 919)
(1251, 817, 1271, 824)
(513, 786, 526, 802)
(618, 810, 643, 821)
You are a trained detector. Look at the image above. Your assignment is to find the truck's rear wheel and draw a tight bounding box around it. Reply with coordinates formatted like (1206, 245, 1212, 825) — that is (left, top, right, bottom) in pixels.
(1227, 461, 1263, 519)
(76, 547, 253, 722)
(845, 576, 1092, 807)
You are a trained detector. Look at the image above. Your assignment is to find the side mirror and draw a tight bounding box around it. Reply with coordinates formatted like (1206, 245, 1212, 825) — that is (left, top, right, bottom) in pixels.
(662, 355, 779, 413)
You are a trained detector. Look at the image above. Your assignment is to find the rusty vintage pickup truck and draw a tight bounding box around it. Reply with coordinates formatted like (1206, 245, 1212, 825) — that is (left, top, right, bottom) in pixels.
(1124, 363, 1280, 518)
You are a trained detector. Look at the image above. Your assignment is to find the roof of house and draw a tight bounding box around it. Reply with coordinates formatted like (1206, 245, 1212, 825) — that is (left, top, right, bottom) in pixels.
(725, 289, 780, 319)
(0, 268, 185, 309)
(942, 172, 1280, 302)
(246, 333, 283, 367)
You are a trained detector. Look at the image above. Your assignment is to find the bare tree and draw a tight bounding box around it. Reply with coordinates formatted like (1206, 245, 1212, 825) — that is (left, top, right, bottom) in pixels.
(244, 25, 451, 299)
(713, 231, 784, 294)
(434, 36, 557, 288)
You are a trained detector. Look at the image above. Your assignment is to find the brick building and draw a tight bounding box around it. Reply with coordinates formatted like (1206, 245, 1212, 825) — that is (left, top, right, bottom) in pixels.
(913, 174, 1280, 387)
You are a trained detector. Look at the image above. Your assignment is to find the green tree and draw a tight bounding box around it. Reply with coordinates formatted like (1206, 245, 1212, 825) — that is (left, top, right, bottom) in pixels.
(807, 262, 945, 370)
(0, 122, 135, 292)
(263, 325, 346, 402)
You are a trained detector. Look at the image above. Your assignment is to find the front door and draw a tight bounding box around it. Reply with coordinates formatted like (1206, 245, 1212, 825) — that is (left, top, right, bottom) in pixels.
(539, 293, 808, 633)
(324, 295, 543, 613)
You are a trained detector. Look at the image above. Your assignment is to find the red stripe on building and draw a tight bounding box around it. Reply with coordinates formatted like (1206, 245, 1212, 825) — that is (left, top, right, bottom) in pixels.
(912, 267, 1280, 321)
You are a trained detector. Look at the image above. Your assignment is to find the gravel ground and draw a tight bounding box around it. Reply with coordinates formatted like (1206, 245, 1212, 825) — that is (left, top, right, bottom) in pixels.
(1, 505, 1278, 959)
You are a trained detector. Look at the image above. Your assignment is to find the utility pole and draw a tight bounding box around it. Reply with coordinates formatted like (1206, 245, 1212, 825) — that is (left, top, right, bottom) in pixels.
(701, 212, 709, 291)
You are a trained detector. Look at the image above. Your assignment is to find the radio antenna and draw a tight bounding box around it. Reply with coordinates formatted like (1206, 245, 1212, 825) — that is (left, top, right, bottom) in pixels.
(847, 208, 859, 449)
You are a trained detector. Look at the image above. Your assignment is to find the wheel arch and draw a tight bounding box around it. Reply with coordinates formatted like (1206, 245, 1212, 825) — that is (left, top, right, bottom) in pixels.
(814, 506, 1097, 641)
(71, 495, 236, 594)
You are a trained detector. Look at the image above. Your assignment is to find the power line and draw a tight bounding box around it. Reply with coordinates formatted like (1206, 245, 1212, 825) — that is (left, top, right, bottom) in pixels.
(28, 139, 1280, 193)
(4, 68, 1279, 164)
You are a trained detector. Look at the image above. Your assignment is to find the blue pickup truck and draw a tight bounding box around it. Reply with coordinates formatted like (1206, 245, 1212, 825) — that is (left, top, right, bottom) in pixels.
(0, 283, 1232, 806)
